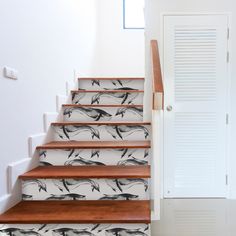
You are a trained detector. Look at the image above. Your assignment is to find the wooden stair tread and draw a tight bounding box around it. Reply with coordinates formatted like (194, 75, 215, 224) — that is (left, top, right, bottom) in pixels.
(62, 104, 143, 107)
(78, 77, 145, 81)
(37, 141, 151, 149)
(51, 121, 151, 126)
(0, 200, 150, 224)
(71, 90, 144, 93)
(19, 166, 151, 179)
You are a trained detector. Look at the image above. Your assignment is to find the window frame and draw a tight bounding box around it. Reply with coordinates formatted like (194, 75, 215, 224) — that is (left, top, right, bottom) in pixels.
(123, 0, 145, 30)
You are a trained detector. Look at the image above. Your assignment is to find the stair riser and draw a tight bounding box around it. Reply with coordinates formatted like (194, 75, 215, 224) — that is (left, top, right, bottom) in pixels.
(22, 178, 149, 201)
(72, 92, 143, 105)
(63, 106, 143, 122)
(0, 224, 150, 236)
(79, 79, 144, 90)
(52, 125, 151, 141)
(39, 148, 150, 166)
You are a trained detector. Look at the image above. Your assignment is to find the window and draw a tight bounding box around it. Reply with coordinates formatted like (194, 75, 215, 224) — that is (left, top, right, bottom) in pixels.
(123, 0, 145, 29)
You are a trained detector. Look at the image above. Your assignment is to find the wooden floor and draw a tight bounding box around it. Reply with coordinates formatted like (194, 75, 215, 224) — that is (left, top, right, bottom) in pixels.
(37, 140, 151, 149)
(19, 165, 151, 179)
(0, 200, 150, 224)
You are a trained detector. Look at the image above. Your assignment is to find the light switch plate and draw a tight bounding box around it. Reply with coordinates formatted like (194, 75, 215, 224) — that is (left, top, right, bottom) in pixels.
(3, 66, 18, 80)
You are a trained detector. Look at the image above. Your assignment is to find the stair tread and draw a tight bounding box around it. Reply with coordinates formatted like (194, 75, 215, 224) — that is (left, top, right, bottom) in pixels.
(52, 121, 151, 125)
(63, 104, 143, 107)
(19, 166, 151, 179)
(0, 200, 150, 224)
(78, 77, 145, 80)
(37, 141, 151, 149)
(71, 90, 144, 93)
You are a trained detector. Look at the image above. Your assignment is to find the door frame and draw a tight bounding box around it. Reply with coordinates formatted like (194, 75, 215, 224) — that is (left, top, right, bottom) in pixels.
(159, 12, 232, 199)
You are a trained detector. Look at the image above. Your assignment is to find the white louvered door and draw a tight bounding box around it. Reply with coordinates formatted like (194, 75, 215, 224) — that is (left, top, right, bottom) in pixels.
(163, 15, 229, 198)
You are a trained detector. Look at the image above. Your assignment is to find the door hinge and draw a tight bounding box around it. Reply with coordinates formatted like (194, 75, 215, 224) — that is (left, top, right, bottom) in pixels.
(227, 28, 230, 40)
(226, 175, 228, 185)
(226, 113, 229, 125)
(227, 51, 229, 63)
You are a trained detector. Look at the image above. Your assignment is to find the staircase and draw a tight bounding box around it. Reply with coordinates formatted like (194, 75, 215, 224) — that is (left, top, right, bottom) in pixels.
(0, 77, 151, 235)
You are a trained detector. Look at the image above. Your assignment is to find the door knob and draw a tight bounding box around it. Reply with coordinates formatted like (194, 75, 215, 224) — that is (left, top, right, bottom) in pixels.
(166, 105, 173, 111)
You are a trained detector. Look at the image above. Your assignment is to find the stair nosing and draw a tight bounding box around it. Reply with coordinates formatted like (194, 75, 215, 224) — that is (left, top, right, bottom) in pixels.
(0, 200, 150, 224)
(78, 77, 145, 81)
(51, 121, 151, 126)
(62, 104, 143, 107)
(71, 90, 144, 93)
(37, 141, 151, 150)
(19, 166, 151, 179)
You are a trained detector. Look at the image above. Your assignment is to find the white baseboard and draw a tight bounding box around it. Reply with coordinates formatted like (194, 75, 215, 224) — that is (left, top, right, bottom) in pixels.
(66, 81, 77, 96)
(0, 158, 38, 214)
(28, 133, 46, 157)
(44, 112, 58, 132)
(0, 194, 16, 214)
(56, 95, 67, 112)
(8, 158, 38, 192)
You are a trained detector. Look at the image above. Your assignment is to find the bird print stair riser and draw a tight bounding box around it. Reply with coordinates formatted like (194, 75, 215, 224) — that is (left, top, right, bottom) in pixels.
(39, 148, 150, 166)
(22, 178, 149, 201)
(72, 91, 143, 105)
(63, 106, 143, 122)
(52, 125, 150, 141)
(0, 224, 150, 236)
(78, 79, 144, 91)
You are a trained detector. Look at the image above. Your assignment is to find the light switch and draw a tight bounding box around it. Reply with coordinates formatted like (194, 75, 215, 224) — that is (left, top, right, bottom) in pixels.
(3, 66, 18, 80)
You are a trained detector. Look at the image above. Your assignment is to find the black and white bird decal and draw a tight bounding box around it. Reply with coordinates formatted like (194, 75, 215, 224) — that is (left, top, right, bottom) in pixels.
(65, 157, 106, 166)
(105, 125, 149, 140)
(90, 92, 139, 105)
(52, 228, 95, 236)
(115, 107, 143, 118)
(22, 179, 47, 192)
(54, 125, 100, 140)
(46, 193, 86, 200)
(99, 193, 139, 200)
(0, 228, 42, 236)
(118, 158, 148, 166)
(53, 179, 100, 193)
(105, 228, 148, 236)
(72, 92, 86, 104)
(64, 107, 112, 121)
(106, 179, 148, 192)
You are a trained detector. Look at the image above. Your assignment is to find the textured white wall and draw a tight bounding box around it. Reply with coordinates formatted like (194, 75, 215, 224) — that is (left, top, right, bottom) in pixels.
(0, 0, 98, 197)
(94, 0, 145, 77)
(145, 0, 236, 198)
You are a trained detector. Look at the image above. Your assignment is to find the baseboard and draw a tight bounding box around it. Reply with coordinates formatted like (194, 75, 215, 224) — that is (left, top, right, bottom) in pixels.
(28, 133, 46, 157)
(56, 94, 67, 112)
(0, 158, 38, 214)
(44, 112, 59, 132)
(66, 81, 77, 96)
(8, 158, 38, 192)
(0, 194, 16, 214)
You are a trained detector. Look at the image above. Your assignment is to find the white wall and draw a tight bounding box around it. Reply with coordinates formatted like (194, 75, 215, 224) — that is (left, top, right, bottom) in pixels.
(94, 0, 145, 77)
(0, 0, 98, 198)
(145, 0, 236, 198)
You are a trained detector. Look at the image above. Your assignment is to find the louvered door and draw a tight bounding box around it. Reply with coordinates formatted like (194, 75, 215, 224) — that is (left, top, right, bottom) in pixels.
(163, 15, 229, 197)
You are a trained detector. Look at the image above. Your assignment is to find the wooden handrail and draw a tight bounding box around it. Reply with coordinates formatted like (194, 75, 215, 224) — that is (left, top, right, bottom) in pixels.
(151, 40, 164, 110)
